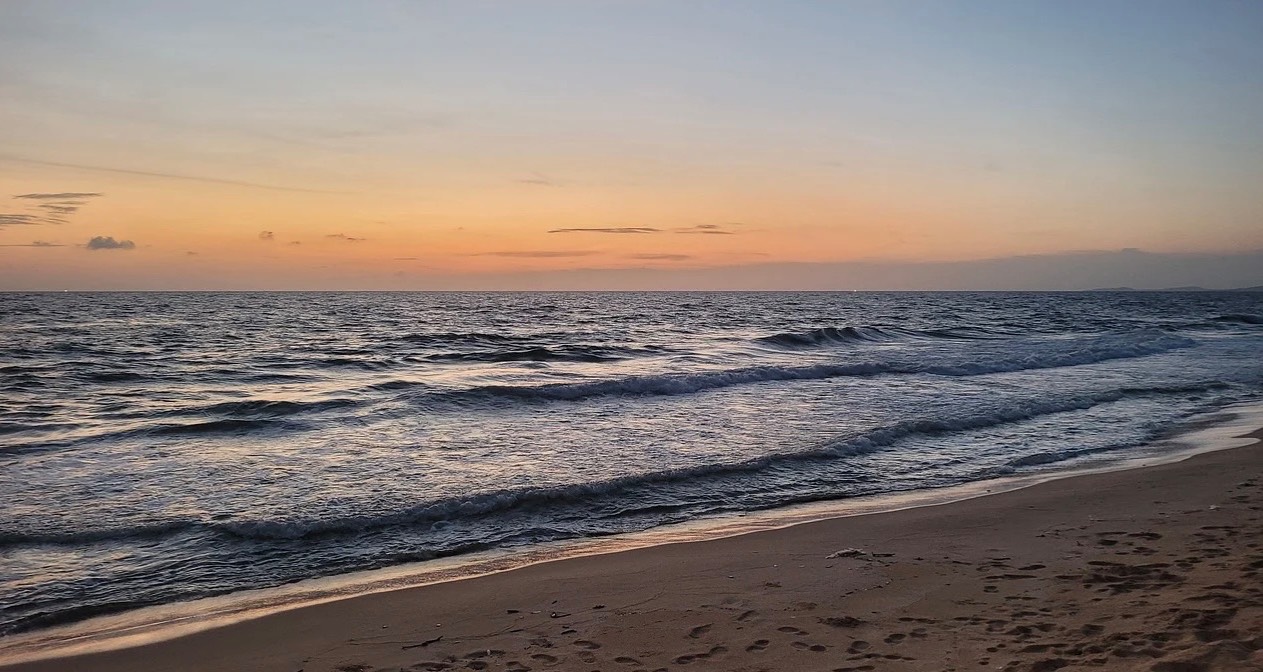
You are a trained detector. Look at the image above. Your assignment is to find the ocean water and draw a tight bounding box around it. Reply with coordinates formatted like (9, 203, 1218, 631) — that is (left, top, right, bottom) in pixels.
(1, 291, 1262, 637)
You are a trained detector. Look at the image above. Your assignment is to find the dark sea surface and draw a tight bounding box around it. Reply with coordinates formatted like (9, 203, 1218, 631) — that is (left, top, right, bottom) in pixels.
(2, 291, 1262, 636)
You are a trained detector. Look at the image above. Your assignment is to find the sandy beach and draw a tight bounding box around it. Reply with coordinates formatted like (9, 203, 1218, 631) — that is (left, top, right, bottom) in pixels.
(4, 429, 1261, 672)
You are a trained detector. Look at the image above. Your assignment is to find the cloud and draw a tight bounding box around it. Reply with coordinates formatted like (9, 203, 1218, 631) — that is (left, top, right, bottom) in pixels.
(546, 225, 740, 235)
(673, 224, 736, 235)
(517, 172, 559, 186)
(325, 233, 366, 242)
(4, 191, 104, 227)
(548, 227, 660, 234)
(85, 236, 135, 250)
(259, 230, 275, 241)
(394, 257, 420, 260)
(0, 214, 44, 227)
(0, 155, 342, 194)
(0, 240, 64, 247)
(14, 192, 103, 200)
(626, 253, 693, 261)
(186, 251, 198, 256)
(287, 241, 302, 245)
(471, 250, 599, 258)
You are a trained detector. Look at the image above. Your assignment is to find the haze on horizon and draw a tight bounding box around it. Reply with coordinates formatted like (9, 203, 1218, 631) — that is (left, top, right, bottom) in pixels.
(2, 0, 1262, 291)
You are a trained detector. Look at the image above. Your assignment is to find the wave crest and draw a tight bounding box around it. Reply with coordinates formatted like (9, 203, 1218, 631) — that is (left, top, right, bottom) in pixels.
(1213, 313, 1263, 325)
(411, 330, 1198, 404)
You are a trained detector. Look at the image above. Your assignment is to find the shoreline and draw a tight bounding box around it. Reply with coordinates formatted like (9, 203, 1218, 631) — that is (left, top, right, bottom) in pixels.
(3, 404, 1262, 670)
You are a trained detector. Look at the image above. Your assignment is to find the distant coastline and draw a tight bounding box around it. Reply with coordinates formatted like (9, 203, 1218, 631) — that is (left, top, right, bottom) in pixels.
(1083, 285, 1263, 292)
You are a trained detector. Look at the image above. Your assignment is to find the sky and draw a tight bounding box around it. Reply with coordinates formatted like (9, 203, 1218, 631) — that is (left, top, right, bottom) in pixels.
(2, 0, 1262, 290)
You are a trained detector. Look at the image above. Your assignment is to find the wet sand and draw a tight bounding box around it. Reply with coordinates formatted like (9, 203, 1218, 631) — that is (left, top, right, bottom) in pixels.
(4, 429, 1261, 672)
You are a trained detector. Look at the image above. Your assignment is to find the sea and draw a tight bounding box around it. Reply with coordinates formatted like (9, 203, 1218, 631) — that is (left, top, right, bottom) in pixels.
(2, 291, 1262, 640)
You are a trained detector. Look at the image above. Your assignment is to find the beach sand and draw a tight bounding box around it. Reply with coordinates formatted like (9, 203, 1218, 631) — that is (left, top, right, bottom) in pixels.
(4, 430, 1261, 672)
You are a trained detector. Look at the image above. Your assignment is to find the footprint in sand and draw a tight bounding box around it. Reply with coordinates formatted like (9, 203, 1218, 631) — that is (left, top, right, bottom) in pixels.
(528, 653, 558, 665)
(673, 645, 728, 664)
(736, 609, 757, 622)
(883, 633, 906, 644)
(791, 641, 828, 652)
(819, 616, 864, 628)
(777, 626, 809, 635)
(573, 640, 601, 650)
(846, 641, 871, 654)
(687, 623, 712, 638)
(745, 639, 770, 652)
(612, 655, 642, 665)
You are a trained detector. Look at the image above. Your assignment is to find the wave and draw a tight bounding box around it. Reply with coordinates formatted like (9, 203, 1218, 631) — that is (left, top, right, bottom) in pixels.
(426, 345, 663, 364)
(369, 379, 431, 392)
(203, 382, 1224, 541)
(403, 330, 1197, 404)
(79, 371, 145, 383)
(3, 380, 1221, 548)
(400, 332, 533, 346)
(149, 418, 309, 436)
(0, 414, 317, 456)
(1005, 446, 1122, 469)
(756, 326, 896, 347)
(1213, 313, 1263, 325)
(0, 421, 83, 437)
(0, 519, 198, 546)
(175, 397, 360, 418)
(756, 325, 1000, 349)
(312, 357, 392, 370)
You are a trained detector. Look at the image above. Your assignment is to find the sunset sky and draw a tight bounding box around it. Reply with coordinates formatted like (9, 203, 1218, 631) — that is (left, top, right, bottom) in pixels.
(2, 1, 1262, 290)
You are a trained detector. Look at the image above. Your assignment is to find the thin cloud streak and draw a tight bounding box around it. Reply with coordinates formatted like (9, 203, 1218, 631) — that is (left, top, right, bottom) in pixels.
(626, 253, 693, 261)
(516, 172, 559, 186)
(0, 241, 64, 247)
(673, 224, 736, 235)
(470, 250, 599, 258)
(14, 192, 103, 200)
(3, 191, 103, 227)
(0, 214, 44, 227)
(548, 227, 660, 234)
(0, 155, 344, 194)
